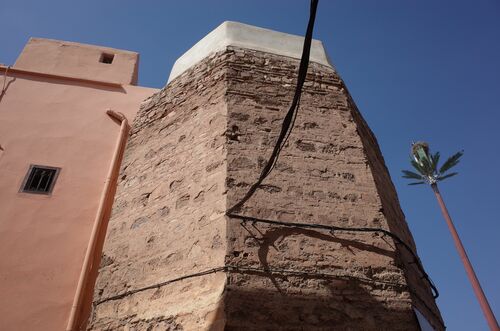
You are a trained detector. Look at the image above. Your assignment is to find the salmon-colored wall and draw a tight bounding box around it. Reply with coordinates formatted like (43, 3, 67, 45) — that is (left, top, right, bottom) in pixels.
(0, 39, 157, 331)
(14, 38, 140, 85)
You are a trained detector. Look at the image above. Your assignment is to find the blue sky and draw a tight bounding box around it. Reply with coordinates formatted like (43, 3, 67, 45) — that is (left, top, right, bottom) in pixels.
(1, 1, 499, 329)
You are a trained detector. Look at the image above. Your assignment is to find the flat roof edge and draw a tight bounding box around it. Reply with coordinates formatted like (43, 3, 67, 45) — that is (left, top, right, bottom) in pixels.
(167, 21, 333, 83)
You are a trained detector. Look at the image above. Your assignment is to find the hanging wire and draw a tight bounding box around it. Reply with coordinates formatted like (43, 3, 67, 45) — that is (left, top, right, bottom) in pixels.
(226, 213, 439, 299)
(227, 0, 319, 214)
(224, 0, 439, 304)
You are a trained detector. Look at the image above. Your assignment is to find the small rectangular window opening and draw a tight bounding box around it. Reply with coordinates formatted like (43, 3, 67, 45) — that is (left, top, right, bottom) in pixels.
(100, 53, 114, 64)
(21, 165, 60, 195)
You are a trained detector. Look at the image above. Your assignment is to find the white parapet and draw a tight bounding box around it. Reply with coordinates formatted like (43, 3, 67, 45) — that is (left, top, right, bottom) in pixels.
(168, 21, 333, 83)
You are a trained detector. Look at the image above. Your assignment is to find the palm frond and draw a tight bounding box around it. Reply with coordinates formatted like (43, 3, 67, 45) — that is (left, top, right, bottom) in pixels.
(437, 172, 458, 181)
(411, 160, 426, 175)
(402, 170, 424, 180)
(420, 155, 436, 176)
(431, 152, 440, 170)
(408, 181, 426, 185)
(439, 151, 464, 174)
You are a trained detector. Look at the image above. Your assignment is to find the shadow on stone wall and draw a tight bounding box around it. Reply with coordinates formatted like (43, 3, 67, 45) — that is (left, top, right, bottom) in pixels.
(237, 222, 399, 292)
(206, 277, 419, 331)
(208, 222, 420, 331)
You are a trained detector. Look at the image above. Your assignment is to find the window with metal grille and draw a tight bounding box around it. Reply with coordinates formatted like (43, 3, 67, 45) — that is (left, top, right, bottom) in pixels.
(21, 165, 60, 194)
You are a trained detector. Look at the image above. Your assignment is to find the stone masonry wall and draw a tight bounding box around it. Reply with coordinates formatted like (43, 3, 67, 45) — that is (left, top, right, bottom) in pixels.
(223, 47, 443, 330)
(88, 51, 230, 330)
(347, 89, 444, 328)
(88, 46, 443, 330)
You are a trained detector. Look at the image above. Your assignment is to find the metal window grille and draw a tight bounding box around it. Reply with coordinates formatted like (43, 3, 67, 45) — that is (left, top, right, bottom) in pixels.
(21, 165, 60, 194)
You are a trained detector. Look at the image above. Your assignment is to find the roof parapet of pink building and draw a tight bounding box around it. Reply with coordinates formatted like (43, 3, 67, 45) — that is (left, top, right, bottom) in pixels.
(14, 37, 140, 85)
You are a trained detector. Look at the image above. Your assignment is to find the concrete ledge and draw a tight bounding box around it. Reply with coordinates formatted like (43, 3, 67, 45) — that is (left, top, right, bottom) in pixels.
(168, 21, 332, 83)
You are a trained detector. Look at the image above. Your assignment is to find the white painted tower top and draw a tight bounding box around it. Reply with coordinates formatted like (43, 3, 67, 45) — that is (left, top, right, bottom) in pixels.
(167, 21, 332, 83)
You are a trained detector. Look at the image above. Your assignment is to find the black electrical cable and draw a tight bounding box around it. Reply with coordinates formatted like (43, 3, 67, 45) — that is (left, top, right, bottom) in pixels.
(95, 264, 407, 306)
(218, 3, 441, 327)
(93, 262, 443, 327)
(93, 262, 444, 328)
(226, 212, 439, 299)
(94, 266, 227, 305)
(223, 0, 440, 303)
(227, 0, 319, 214)
(94, 213, 438, 305)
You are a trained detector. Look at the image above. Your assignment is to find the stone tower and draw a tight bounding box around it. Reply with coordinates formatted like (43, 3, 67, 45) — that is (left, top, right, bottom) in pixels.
(88, 22, 444, 330)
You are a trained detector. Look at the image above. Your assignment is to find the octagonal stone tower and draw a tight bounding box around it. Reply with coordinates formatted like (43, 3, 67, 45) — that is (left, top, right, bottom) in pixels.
(88, 22, 444, 330)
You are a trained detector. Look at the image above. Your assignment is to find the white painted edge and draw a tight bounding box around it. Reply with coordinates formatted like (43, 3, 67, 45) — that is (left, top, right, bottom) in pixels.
(167, 21, 333, 83)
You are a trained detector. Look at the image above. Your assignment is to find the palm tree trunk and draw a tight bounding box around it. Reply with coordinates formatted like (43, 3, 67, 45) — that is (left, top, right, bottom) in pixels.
(431, 183, 499, 331)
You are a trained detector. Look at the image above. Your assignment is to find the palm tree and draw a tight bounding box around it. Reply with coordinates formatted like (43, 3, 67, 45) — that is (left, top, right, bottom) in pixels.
(402, 142, 499, 331)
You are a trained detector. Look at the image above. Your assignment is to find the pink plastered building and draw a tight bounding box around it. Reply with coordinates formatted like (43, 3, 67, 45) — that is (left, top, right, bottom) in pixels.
(0, 38, 158, 331)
